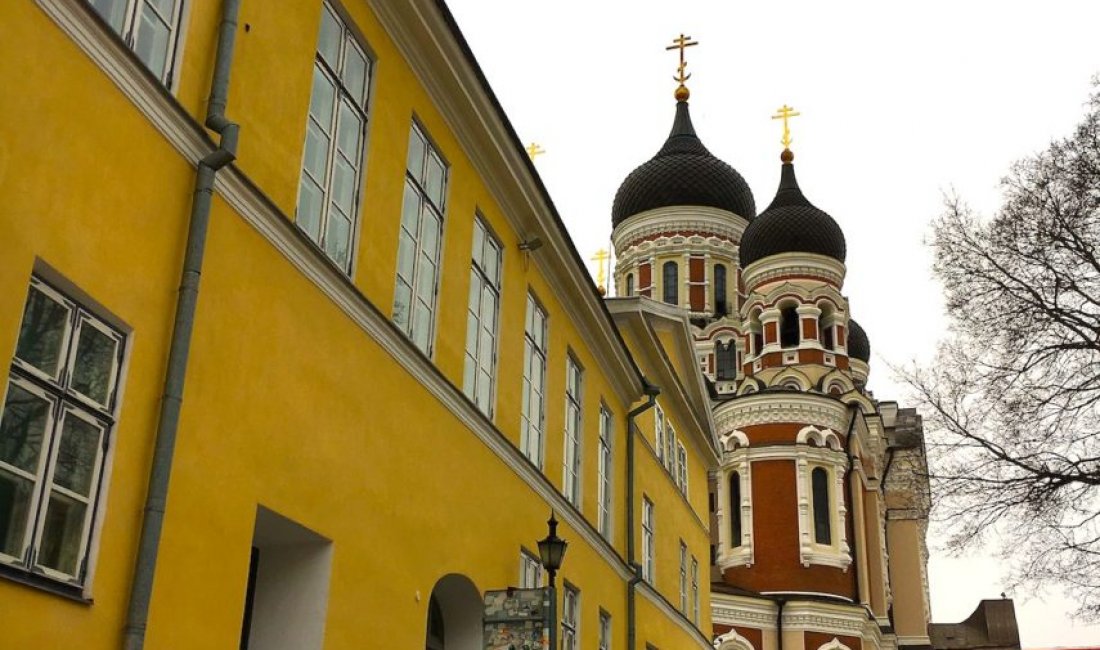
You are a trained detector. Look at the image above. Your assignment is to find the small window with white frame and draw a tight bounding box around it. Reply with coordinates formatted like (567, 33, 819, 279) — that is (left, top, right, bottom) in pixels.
(598, 609, 612, 650)
(676, 442, 688, 496)
(393, 122, 448, 354)
(296, 1, 373, 273)
(691, 555, 699, 624)
(597, 404, 613, 540)
(462, 216, 502, 417)
(678, 540, 688, 612)
(561, 583, 579, 650)
(641, 496, 654, 583)
(654, 404, 665, 464)
(562, 355, 583, 505)
(0, 276, 126, 587)
(519, 548, 543, 588)
(88, 0, 185, 86)
(520, 294, 548, 468)
(665, 422, 676, 473)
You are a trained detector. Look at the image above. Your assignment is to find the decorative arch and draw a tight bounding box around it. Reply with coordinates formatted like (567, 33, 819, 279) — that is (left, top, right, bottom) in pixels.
(771, 367, 812, 392)
(796, 425, 843, 451)
(839, 391, 876, 414)
(720, 430, 749, 452)
(817, 638, 853, 650)
(713, 628, 755, 650)
(426, 574, 483, 650)
(816, 369, 855, 396)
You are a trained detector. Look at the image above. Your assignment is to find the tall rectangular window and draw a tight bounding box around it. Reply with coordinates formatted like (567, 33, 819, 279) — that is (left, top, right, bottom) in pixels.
(562, 356, 583, 505)
(296, 2, 372, 272)
(691, 556, 699, 625)
(654, 404, 665, 465)
(665, 424, 676, 473)
(679, 541, 688, 612)
(642, 497, 654, 583)
(463, 217, 502, 417)
(394, 124, 448, 354)
(520, 296, 548, 468)
(676, 442, 688, 496)
(0, 277, 125, 585)
(89, 0, 185, 85)
(597, 405, 613, 540)
(598, 610, 612, 650)
(562, 584, 579, 650)
(519, 549, 543, 588)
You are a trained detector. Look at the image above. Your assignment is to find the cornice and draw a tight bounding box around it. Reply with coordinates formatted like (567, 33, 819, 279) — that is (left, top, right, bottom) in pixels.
(714, 393, 850, 434)
(743, 252, 846, 290)
(613, 205, 748, 250)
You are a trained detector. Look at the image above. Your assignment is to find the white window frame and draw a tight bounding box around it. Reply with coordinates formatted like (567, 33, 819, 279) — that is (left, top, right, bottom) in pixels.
(462, 215, 502, 417)
(562, 582, 579, 650)
(519, 548, 543, 588)
(654, 404, 665, 464)
(716, 442, 755, 570)
(295, 1, 373, 273)
(793, 427, 850, 569)
(562, 355, 583, 505)
(520, 295, 548, 468)
(88, 0, 186, 86)
(641, 497, 654, 583)
(691, 556, 699, 625)
(0, 277, 125, 588)
(665, 423, 676, 473)
(597, 404, 613, 541)
(598, 609, 612, 650)
(393, 122, 448, 354)
(676, 441, 688, 496)
(679, 540, 688, 612)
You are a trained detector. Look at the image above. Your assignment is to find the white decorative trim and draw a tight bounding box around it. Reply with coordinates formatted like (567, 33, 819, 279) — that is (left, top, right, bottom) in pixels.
(637, 582, 714, 649)
(779, 601, 865, 636)
(713, 628, 755, 650)
(716, 449, 754, 569)
(742, 252, 846, 290)
(794, 443, 851, 569)
(613, 206, 749, 250)
(38, 0, 637, 584)
(714, 393, 850, 433)
(796, 426, 843, 451)
(815, 638, 854, 650)
(720, 430, 749, 452)
(711, 593, 778, 631)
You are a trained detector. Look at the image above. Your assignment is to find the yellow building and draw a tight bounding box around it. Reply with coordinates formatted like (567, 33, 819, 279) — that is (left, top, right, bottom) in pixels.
(0, 0, 717, 648)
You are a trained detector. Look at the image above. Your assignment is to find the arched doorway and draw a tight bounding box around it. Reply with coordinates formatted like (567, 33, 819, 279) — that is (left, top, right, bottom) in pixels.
(424, 574, 482, 650)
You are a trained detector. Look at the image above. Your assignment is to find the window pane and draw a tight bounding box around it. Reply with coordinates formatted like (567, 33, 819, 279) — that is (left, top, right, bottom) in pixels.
(148, 0, 177, 19)
(296, 177, 324, 240)
(393, 281, 412, 330)
(324, 211, 351, 269)
(425, 153, 445, 209)
(308, 67, 336, 129)
(343, 44, 369, 107)
(415, 255, 436, 302)
(317, 6, 342, 67)
(471, 221, 485, 268)
(396, 231, 417, 281)
(413, 302, 432, 351)
(0, 383, 52, 474)
(483, 239, 500, 283)
(303, 121, 331, 182)
(53, 414, 102, 497)
(15, 287, 70, 379)
(406, 129, 426, 177)
(71, 323, 118, 407)
(400, 182, 421, 232)
(462, 352, 476, 401)
(331, 154, 357, 216)
(336, 101, 362, 157)
(37, 491, 87, 576)
(135, 7, 171, 80)
(420, 209, 441, 258)
(89, 0, 127, 31)
(0, 470, 34, 558)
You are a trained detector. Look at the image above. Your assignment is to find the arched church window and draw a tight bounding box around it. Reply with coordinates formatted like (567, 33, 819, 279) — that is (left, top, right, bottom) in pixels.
(426, 593, 445, 649)
(714, 264, 728, 316)
(818, 302, 834, 350)
(812, 467, 831, 544)
(729, 472, 742, 547)
(716, 340, 736, 380)
(662, 262, 678, 305)
(626, 273, 634, 296)
(780, 305, 800, 348)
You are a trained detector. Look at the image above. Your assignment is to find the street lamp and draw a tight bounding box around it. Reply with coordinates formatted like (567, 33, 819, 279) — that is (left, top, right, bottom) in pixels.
(537, 512, 568, 649)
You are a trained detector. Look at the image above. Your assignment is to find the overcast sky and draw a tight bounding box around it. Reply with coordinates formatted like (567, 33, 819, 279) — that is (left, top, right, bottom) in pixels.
(445, 0, 1100, 644)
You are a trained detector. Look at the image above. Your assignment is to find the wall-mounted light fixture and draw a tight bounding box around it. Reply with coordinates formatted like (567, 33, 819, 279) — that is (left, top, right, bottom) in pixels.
(519, 237, 543, 252)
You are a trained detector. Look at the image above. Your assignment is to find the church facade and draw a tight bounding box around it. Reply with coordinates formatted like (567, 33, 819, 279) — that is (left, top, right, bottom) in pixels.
(0, 0, 1015, 649)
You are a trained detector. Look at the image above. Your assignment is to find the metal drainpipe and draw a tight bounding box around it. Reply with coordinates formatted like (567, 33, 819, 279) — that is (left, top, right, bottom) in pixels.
(775, 596, 786, 650)
(123, 1, 241, 648)
(626, 380, 660, 650)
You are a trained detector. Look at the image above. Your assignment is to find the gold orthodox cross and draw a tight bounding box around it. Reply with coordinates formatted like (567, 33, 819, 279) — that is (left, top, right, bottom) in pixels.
(526, 142, 545, 161)
(771, 104, 801, 149)
(591, 248, 610, 290)
(666, 34, 698, 92)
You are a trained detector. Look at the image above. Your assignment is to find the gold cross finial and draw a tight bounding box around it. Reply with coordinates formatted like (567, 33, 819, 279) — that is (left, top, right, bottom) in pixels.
(591, 248, 610, 292)
(526, 142, 545, 161)
(771, 104, 801, 151)
(665, 34, 698, 101)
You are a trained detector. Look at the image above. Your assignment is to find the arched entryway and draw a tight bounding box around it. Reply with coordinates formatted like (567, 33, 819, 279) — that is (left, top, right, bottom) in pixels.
(424, 574, 482, 650)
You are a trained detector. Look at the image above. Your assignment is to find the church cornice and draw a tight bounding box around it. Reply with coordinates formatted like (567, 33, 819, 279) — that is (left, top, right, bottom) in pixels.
(715, 393, 851, 433)
(613, 205, 748, 253)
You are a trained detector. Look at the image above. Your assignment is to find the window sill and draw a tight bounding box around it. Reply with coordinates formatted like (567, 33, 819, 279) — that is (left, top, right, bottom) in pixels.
(0, 563, 92, 604)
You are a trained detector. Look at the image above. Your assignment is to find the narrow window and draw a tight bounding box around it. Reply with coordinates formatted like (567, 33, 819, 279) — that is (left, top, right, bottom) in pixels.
(598, 405, 613, 540)
(625, 273, 635, 297)
(822, 320, 834, 350)
(654, 404, 665, 464)
(642, 497, 655, 582)
(519, 549, 543, 588)
(780, 305, 800, 348)
(562, 584, 579, 650)
(713, 264, 728, 316)
(662, 261, 678, 305)
(393, 124, 447, 353)
(598, 610, 612, 650)
(563, 356, 583, 505)
(691, 557, 699, 624)
(676, 442, 688, 496)
(729, 472, 742, 547)
(812, 467, 832, 544)
(665, 424, 676, 473)
(296, 2, 372, 272)
(679, 541, 688, 612)
(89, 0, 185, 85)
(0, 277, 125, 585)
(716, 340, 736, 380)
(520, 296, 548, 468)
(752, 331, 764, 356)
(462, 217, 502, 417)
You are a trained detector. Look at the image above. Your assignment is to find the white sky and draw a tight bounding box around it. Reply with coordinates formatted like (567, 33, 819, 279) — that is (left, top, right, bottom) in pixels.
(446, 0, 1100, 644)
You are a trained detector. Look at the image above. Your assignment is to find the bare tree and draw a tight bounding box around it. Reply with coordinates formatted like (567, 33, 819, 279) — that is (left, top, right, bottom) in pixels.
(902, 81, 1100, 619)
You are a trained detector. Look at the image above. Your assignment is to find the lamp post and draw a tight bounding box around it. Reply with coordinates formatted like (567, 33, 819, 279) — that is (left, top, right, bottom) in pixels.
(538, 511, 568, 649)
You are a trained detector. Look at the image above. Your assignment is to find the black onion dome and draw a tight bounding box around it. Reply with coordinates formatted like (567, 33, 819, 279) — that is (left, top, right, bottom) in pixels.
(738, 158, 846, 267)
(611, 101, 756, 227)
(847, 319, 870, 362)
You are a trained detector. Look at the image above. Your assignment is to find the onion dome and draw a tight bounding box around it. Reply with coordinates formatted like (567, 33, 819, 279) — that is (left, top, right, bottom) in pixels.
(611, 100, 756, 227)
(739, 150, 846, 267)
(847, 318, 870, 362)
